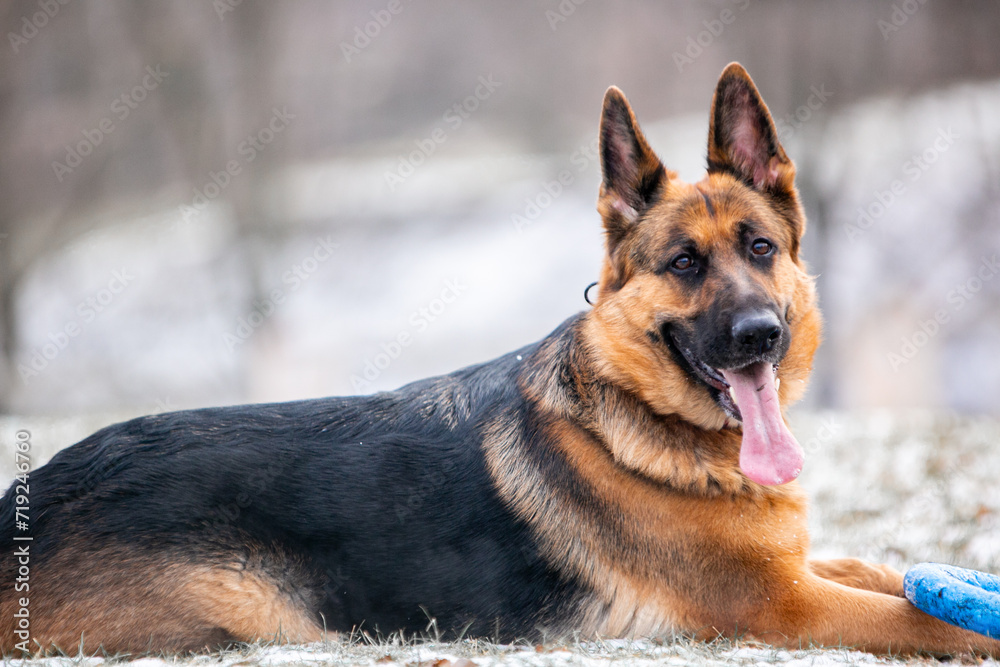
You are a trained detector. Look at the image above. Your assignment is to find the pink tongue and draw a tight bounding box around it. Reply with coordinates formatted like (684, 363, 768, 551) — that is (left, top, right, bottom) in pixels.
(722, 362, 803, 486)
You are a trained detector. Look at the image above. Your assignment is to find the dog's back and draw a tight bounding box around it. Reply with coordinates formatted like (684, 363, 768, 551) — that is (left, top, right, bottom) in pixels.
(0, 335, 580, 653)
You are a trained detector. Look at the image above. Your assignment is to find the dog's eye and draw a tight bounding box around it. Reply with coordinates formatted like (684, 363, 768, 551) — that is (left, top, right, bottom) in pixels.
(751, 239, 773, 256)
(671, 254, 694, 271)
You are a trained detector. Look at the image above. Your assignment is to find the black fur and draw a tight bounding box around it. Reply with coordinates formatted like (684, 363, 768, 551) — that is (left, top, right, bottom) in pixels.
(0, 318, 591, 641)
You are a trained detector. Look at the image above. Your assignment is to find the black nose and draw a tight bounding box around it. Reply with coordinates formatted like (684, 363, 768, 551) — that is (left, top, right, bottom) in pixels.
(731, 310, 782, 355)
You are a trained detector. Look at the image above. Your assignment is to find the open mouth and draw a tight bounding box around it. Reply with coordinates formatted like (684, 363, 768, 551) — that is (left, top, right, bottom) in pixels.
(662, 329, 801, 486)
(664, 331, 775, 423)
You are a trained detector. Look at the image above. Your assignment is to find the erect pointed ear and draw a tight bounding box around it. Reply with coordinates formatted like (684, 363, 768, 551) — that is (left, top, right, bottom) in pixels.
(707, 63, 796, 197)
(598, 86, 667, 250)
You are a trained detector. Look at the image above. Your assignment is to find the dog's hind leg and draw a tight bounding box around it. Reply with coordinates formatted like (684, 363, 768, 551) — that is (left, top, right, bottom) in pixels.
(808, 558, 904, 597)
(1, 542, 325, 656)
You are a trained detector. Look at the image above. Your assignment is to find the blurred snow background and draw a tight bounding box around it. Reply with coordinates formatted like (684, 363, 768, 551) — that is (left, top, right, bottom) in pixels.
(2, 2, 1000, 417)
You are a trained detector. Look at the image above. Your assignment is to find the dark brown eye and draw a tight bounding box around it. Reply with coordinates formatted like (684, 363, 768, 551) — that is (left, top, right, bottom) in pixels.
(672, 254, 694, 271)
(751, 239, 773, 256)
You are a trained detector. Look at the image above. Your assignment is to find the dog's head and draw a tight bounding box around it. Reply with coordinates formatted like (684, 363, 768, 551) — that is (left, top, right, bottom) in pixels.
(584, 63, 822, 486)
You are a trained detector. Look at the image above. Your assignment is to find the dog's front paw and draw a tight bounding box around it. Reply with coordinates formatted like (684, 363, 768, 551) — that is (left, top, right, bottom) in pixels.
(809, 558, 905, 597)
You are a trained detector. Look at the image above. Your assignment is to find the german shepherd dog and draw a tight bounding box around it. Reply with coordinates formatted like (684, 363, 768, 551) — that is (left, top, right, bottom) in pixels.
(3, 63, 999, 658)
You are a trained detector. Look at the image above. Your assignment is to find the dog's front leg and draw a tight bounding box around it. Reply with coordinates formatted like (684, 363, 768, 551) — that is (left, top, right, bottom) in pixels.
(808, 558, 904, 597)
(745, 573, 1000, 657)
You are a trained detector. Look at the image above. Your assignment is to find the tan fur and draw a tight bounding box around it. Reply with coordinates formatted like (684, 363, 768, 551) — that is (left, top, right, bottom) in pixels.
(809, 558, 906, 597)
(484, 63, 1000, 657)
(0, 543, 323, 656)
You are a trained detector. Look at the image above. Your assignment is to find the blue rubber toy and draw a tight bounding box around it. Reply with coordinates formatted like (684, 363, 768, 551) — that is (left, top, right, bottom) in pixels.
(904, 563, 1000, 639)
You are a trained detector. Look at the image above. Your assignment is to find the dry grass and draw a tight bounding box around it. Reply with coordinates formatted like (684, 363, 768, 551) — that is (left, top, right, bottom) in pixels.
(303, 634, 955, 667)
(4, 633, 979, 667)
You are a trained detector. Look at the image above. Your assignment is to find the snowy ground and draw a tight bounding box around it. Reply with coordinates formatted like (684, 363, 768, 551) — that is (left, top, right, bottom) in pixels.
(0, 635, 987, 667)
(2, 409, 999, 665)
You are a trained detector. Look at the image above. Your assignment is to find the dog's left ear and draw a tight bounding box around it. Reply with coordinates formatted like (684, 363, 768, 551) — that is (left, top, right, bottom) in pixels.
(598, 87, 667, 252)
(707, 63, 796, 198)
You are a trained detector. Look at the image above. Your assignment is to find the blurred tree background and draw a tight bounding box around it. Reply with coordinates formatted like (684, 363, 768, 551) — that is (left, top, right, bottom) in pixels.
(1, 0, 999, 416)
